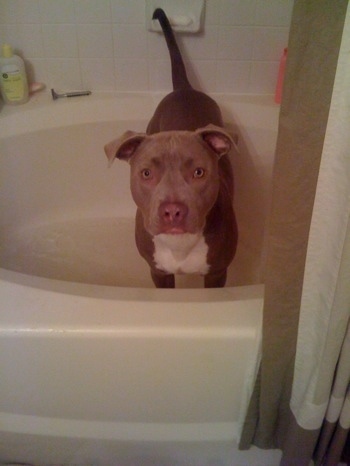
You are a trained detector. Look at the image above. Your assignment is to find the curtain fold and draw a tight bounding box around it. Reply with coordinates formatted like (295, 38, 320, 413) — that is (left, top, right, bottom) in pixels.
(239, 1, 350, 464)
(314, 322, 350, 465)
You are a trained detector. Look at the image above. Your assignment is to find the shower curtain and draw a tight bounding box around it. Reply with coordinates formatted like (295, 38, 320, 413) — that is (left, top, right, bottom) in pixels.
(239, 1, 350, 465)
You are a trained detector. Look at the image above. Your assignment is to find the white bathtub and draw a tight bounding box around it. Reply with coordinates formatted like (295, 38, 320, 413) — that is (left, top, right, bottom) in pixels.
(0, 92, 281, 465)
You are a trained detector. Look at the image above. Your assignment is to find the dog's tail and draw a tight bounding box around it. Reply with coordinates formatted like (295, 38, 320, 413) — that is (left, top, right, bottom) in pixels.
(152, 8, 192, 91)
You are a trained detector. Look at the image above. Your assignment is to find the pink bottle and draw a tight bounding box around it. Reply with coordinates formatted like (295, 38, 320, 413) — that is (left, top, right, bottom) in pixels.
(275, 48, 287, 104)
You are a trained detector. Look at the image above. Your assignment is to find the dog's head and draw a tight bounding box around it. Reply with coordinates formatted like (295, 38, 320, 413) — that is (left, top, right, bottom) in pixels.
(104, 125, 235, 236)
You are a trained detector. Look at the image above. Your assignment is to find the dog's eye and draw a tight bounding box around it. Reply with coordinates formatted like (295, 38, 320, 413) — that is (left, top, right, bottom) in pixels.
(141, 169, 152, 179)
(193, 167, 205, 179)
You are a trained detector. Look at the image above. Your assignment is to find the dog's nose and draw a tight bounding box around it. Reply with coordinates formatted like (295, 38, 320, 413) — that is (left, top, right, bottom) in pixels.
(158, 202, 188, 226)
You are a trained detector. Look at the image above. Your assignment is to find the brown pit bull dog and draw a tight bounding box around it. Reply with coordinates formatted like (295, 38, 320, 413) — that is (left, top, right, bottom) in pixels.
(104, 8, 238, 288)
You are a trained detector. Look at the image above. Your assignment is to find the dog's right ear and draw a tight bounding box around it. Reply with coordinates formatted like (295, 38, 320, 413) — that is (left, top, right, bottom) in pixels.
(104, 131, 147, 166)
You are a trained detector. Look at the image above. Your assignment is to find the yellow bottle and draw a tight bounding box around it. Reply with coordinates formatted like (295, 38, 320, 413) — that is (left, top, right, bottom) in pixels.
(0, 44, 29, 105)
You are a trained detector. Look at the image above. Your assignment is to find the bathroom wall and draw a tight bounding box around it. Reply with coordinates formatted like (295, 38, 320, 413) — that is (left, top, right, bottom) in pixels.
(0, 0, 293, 94)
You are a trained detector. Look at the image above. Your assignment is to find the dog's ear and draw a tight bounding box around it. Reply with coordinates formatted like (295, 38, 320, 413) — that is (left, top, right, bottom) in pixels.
(195, 124, 238, 157)
(104, 131, 147, 166)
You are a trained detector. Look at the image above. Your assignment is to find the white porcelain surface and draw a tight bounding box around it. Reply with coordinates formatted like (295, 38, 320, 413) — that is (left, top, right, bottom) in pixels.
(0, 91, 281, 464)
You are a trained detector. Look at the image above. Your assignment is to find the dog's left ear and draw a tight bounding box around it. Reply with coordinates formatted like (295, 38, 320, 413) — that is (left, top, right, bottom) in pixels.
(104, 131, 147, 166)
(195, 124, 238, 157)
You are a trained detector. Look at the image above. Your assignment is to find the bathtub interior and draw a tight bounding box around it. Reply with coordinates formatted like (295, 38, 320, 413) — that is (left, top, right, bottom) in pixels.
(0, 93, 278, 288)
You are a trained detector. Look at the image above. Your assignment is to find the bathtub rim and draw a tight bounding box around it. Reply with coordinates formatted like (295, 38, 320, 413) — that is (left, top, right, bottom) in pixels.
(0, 267, 264, 304)
(0, 90, 278, 139)
(0, 268, 264, 341)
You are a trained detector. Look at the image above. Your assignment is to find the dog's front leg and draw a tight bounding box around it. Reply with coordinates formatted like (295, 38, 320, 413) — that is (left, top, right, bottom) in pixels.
(151, 269, 175, 288)
(204, 269, 227, 288)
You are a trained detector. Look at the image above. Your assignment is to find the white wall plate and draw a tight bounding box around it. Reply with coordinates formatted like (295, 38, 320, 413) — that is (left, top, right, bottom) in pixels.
(146, 0, 205, 33)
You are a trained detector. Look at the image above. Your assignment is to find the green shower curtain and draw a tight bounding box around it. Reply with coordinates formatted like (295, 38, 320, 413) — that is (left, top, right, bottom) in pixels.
(239, 1, 350, 465)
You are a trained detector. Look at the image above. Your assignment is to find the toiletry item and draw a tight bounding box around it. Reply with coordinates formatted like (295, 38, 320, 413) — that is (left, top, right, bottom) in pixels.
(0, 44, 29, 105)
(51, 88, 92, 100)
(275, 48, 287, 104)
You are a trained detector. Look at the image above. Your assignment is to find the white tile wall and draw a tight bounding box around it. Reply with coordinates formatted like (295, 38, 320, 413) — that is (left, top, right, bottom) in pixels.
(0, 0, 294, 94)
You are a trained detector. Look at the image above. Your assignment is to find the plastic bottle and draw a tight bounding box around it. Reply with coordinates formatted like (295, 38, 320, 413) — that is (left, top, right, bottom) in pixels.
(275, 48, 287, 104)
(0, 44, 29, 105)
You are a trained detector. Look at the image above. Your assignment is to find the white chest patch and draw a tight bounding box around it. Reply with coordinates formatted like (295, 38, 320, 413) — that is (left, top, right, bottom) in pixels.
(153, 233, 209, 275)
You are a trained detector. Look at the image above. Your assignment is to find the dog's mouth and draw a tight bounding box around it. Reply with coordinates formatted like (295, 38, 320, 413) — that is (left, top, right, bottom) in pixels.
(161, 226, 187, 235)
(145, 222, 189, 236)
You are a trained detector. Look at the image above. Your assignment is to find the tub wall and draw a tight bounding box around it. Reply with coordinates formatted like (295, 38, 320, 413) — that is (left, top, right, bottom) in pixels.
(0, 275, 281, 465)
(0, 0, 293, 94)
